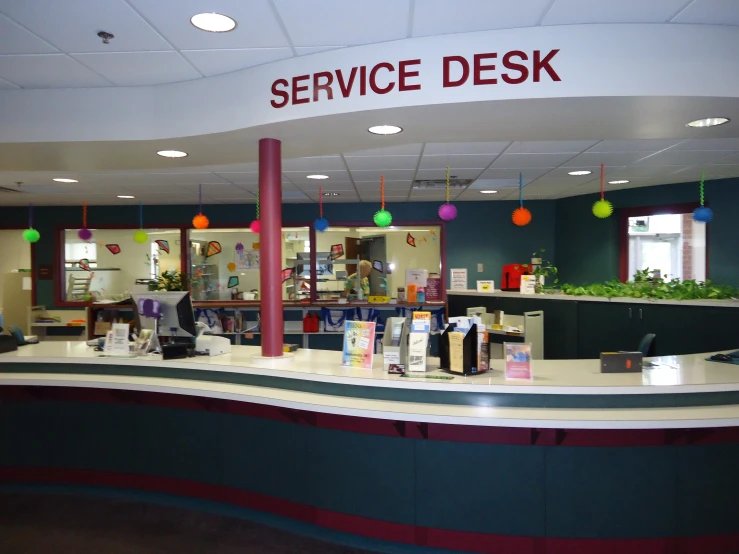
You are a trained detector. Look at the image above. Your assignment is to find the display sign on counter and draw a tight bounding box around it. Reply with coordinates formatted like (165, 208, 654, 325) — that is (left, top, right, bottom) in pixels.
(342, 320, 376, 370)
(450, 268, 468, 291)
(505, 342, 532, 380)
(476, 280, 495, 292)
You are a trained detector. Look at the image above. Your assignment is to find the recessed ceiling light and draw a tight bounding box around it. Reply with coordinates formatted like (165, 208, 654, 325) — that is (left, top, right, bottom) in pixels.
(190, 13, 237, 33)
(368, 125, 403, 135)
(568, 170, 592, 176)
(53, 178, 78, 183)
(686, 117, 730, 128)
(609, 180, 629, 185)
(117, 195, 135, 199)
(307, 174, 329, 180)
(157, 150, 188, 158)
(480, 190, 498, 194)
(323, 192, 340, 196)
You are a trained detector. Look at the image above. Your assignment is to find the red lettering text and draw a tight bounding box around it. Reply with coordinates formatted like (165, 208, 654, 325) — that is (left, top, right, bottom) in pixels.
(443, 56, 469, 87)
(336, 67, 357, 97)
(398, 59, 421, 91)
(533, 49, 560, 82)
(270, 78, 289, 108)
(313, 71, 334, 101)
(501, 51, 528, 84)
(473, 53, 497, 85)
(359, 65, 367, 96)
(291, 74, 310, 105)
(369, 62, 395, 94)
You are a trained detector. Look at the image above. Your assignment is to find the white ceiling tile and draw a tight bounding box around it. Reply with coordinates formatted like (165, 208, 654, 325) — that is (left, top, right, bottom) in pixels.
(490, 153, 573, 168)
(282, 170, 351, 184)
(216, 172, 258, 185)
(508, 141, 599, 154)
(182, 48, 293, 76)
(300, 181, 356, 191)
(345, 156, 419, 171)
(542, 0, 688, 25)
(350, 170, 417, 181)
(343, 144, 423, 157)
(419, 154, 493, 169)
(147, 172, 231, 185)
(0, 13, 57, 54)
(126, 0, 289, 49)
(0, 75, 19, 88)
(416, 168, 482, 179)
(671, 138, 739, 151)
(541, 167, 601, 179)
(586, 139, 685, 153)
(634, 150, 734, 166)
(206, 162, 259, 172)
(72, 51, 201, 86)
(561, 151, 652, 167)
(273, 0, 409, 46)
(478, 167, 552, 180)
(671, 0, 739, 25)
(0, 0, 173, 52)
(713, 153, 739, 165)
(0, 54, 112, 88)
(423, 142, 509, 155)
(607, 165, 687, 178)
(295, 46, 347, 55)
(282, 156, 346, 171)
(412, 0, 551, 37)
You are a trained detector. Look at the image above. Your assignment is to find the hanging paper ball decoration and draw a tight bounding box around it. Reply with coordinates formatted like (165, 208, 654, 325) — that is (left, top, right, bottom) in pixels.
(133, 229, 149, 243)
(22, 228, 40, 243)
(193, 213, 209, 229)
(315, 217, 330, 232)
(512, 207, 532, 227)
(438, 203, 457, 221)
(250, 219, 261, 233)
(78, 228, 93, 241)
(374, 209, 392, 227)
(592, 199, 614, 219)
(693, 206, 713, 223)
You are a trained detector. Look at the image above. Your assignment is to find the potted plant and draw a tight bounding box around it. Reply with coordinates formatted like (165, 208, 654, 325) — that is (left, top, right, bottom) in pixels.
(531, 248, 558, 294)
(148, 270, 184, 292)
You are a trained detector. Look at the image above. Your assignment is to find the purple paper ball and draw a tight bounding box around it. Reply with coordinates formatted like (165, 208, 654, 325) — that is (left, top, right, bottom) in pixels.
(693, 206, 713, 223)
(250, 220, 261, 234)
(315, 217, 330, 232)
(78, 228, 93, 241)
(438, 203, 457, 222)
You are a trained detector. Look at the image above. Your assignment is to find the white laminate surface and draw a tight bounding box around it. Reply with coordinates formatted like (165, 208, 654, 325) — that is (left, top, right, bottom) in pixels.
(0, 342, 738, 395)
(447, 289, 739, 308)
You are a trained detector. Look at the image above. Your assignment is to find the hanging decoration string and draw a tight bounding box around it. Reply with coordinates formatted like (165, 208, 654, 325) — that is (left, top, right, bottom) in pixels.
(256, 189, 260, 219)
(592, 162, 614, 219)
(199, 184, 203, 213)
(512, 172, 532, 226)
(438, 165, 457, 221)
(83, 202, 88, 228)
(250, 189, 261, 233)
(445, 166, 451, 203)
(519, 173, 524, 206)
(29, 203, 33, 228)
(23, 203, 39, 243)
(381, 175, 385, 210)
(373, 174, 392, 227)
(319, 186, 324, 217)
(693, 172, 713, 223)
(600, 163, 605, 200)
(699, 173, 705, 206)
(192, 183, 210, 229)
(139, 201, 143, 228)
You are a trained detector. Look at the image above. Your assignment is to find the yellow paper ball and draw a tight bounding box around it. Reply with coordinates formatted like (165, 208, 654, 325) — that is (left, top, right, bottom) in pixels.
(193, 213, 209, 229)
(227, 262, 236, 272)
(592, 199, 614, 219)
(133, 229, 149, 243)
(512, 206, 532, 226)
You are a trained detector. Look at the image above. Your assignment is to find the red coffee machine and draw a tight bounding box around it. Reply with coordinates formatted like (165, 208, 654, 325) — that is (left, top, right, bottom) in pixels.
(501, 264, 531, 291)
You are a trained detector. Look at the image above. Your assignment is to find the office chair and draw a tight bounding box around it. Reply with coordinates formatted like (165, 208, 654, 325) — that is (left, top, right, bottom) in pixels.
(638, 333, 656, 357)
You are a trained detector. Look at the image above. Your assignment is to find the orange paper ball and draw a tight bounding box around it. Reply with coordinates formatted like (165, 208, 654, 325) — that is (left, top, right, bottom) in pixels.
(192, 213, 209, 229)
(512, 206, 532, 226)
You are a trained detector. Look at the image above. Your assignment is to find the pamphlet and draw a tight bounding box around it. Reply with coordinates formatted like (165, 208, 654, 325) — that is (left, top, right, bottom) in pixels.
(103, 323, 131, 357)
(520, 275, 543, 295)
(342, 320, 376, 369)
(412, 311, 431, 333)
(449, 332, 465, 373)
(450, 268, 468, 291)
(407, 332, 429, 372)
(505, 342, 532, 380)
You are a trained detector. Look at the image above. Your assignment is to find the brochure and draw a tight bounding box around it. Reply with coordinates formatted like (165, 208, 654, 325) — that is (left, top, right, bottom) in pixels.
(505, 342, 532, 380)
(342, 320, 376, 370)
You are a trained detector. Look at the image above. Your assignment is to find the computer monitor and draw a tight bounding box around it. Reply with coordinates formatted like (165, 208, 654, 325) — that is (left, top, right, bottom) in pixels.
(131, 291, 197, 338)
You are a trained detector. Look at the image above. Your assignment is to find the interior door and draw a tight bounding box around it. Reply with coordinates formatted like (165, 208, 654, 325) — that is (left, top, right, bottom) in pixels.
(364, 235, 387, 296)
(344, 237, 363, 277)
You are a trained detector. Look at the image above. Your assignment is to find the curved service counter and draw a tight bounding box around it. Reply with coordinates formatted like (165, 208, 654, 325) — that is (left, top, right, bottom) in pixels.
(3, 342, 739, 553)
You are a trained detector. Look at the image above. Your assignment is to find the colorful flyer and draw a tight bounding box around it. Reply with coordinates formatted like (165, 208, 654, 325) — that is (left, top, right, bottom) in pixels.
(342, 320, 377, 369)
(505, 342, 532, 380)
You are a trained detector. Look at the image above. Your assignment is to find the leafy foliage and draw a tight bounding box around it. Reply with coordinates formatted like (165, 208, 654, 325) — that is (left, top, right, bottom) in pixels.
(559, 268, 737, 300)
(148, 270, 184, 292)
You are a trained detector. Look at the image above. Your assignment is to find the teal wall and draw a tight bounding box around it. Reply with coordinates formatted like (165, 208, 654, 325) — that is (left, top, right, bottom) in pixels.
(0, 200, 555, 308)
(555, 177, 739, 286)
(3, 176, 738, 308)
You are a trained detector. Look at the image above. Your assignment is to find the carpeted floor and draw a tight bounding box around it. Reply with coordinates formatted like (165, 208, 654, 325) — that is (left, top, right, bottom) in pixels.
(0, 493, 376, 554)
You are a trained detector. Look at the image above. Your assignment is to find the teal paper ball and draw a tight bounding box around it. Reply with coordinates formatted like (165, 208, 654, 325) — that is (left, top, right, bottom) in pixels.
(373, 209, 392, 227)
(22, 228, 40, 243)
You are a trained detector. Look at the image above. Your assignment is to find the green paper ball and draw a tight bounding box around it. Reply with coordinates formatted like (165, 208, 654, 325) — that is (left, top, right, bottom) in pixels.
(373, 209, 392, 227)
(592, 199, 613, 219)
(133, 229, 149, 243)
(22, 228, 40, 243)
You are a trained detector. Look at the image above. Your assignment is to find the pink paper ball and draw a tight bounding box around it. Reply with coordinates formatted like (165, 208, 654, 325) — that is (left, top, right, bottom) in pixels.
(78, 228, 93, 241)
(438, 203, 457, 222)
(250, 219, 260, 233)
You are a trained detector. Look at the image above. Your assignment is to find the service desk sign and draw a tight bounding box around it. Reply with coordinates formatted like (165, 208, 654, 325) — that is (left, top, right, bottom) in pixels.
(342, 320, 376, 370)
(505, 343, 532, 380)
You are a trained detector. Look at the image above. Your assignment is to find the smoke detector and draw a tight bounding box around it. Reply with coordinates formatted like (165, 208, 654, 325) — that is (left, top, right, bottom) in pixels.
(97, 31, 114, 44)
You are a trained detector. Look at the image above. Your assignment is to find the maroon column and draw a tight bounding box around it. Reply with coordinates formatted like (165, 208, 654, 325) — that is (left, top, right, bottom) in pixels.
(259, 138, 284, 357)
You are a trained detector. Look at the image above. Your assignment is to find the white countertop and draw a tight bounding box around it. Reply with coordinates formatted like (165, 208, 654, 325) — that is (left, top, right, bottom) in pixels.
(447, 289, 739, 308)
(3, 342, 739, 429)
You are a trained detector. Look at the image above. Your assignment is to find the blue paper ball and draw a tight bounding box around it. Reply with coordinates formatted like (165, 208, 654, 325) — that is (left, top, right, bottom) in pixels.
(315, 217, 329, 232)
(693, 206, 713, 223)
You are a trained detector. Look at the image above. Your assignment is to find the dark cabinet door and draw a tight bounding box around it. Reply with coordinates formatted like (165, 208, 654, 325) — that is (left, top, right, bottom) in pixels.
(577, 302, 642, 359)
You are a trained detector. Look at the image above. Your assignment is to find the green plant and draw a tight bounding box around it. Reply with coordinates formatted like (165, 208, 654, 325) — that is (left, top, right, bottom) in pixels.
(148, 270, 184, 291)
(559, 268, 738, 300)
(531, 248, 558, 292)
